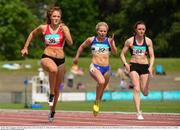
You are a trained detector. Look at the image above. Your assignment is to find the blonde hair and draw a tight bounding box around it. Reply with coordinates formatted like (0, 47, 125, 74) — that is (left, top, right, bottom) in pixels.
(95, 22, 109, 31)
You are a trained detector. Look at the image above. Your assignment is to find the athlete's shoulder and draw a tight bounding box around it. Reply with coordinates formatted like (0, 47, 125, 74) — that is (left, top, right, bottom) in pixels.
(60, 23, 69, 30)
(37, 24, 48, 34)
(145, 36, 153, 45)
(32, 24, 47, 34)
(39, 24, 48, 28)
(128, 36, 134, 41)
(125, 36, 133, 45)
(145, 36, 152, 41)
(82, 36, 94, 46)
(88, 36, 95, 42)
(37, 24, 47, 31)
(107, 36, 113, 42)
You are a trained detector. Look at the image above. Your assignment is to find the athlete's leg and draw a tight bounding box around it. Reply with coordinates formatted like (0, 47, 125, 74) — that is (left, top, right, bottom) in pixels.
(51, 64, 65, 112)
(41, 58, 58, 95)
(41, 58, 58, 107)
(48, 64, 65, 122)
(140, 74, 150, 96)
(99, 71, 111, 100)
(89, 67, 106, 116)
(90, 68, 105, 101)
(129, 71, 141, 113)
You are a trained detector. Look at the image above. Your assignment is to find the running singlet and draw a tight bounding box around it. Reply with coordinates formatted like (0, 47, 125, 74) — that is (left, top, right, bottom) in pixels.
(130, 36, 148, 56)
(91, 36, 111, 54)
(43, 25, 65, 47)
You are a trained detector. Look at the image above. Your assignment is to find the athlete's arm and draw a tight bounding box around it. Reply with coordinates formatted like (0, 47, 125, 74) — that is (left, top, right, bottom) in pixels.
(147, 38, 155, 76)
(61, 24, 73, 46)
(73, 37, 92, 64)
(21, 25, 44, 56)
(109, 33, 117, 55)
(120, 39, 130, 72)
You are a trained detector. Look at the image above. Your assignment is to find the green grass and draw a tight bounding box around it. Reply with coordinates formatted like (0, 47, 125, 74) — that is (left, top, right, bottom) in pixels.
(1, 101, 180, 113)
(0, 57, 180, 74)
(154, 58, 180, 73)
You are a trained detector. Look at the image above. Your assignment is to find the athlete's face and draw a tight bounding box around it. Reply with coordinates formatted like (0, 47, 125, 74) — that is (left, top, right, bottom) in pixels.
(97, 25, 108, 39)
(135, 24, 146, 37)
(50, 10, 61, 25)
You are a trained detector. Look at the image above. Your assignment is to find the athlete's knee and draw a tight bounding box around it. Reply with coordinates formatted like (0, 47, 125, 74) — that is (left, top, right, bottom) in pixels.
(134, 87, 140, 94)
(49, 67, 58, 74)
(98, 79, 105, 86)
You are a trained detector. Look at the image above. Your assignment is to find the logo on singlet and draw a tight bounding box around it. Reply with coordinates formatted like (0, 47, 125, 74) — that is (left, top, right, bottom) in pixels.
(132, 46, 146, 56)
(91, 43, 110, 54)
(45, 34, 60, 45)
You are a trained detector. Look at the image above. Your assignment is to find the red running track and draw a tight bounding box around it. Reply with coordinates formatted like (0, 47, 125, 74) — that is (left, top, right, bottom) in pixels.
(0, 110, 180, 127)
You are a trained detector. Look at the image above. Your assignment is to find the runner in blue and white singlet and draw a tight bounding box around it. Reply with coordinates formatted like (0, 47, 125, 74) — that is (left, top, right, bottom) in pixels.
(73, 22, 117, 117)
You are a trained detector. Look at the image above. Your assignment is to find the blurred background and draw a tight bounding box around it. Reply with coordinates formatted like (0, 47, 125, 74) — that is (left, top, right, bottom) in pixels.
(0, 0, 180, 111)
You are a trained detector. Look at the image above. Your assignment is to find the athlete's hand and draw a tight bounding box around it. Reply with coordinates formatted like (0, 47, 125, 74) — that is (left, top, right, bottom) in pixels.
(21, 48, 28, 57)
(73, 57, 78, 65)
(110, 33, 114, 45)
(148, 67, 153, 77)
(60, 23, 67, 32)
(124, 63, 130, 73)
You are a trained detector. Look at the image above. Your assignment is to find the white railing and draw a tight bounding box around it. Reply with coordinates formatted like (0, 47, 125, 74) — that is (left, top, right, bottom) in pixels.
(30, 76, 49, 104)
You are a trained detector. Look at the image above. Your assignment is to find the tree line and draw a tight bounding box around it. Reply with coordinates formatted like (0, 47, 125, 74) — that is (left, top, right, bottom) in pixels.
(0, 0, 179, 60)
